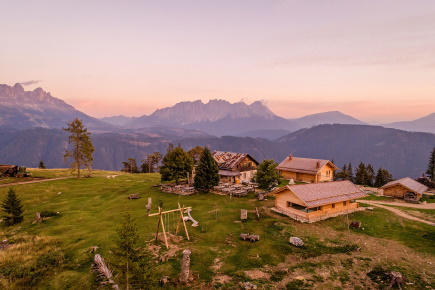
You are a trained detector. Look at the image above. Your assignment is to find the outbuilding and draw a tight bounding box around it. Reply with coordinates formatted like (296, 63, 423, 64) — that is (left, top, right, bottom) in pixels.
(276, 155, 338, 183)
(269, 180, 367, 222)
(381, 177, 428, 202)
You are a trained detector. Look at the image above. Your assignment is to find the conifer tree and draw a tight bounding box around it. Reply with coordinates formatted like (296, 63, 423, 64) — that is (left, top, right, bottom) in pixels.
(1, 188, 24, 226)
(374, 167, 394, 187)
(160, 145, 193, 184)
(63, 118, 94, 178)
(355, 162, 366, 185)
(366, 164, 375, 187)
(110, 212, 155, 289)
(38, 161, 46, 169)
(347, 162, 354, 182)
(334, 164, 349, 181)
(253, 160, 281, 191)
(426, 145, 435, 180)
(193, 147, 219, 192)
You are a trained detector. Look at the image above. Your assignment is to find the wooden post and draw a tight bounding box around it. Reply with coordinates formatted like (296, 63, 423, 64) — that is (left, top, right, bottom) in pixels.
(255, 207, 260, 220)
(180, 204, 190, 240)
(154, 207, 162, 243)
(240, 209, 248, 220)
(160, 210, 169, 249)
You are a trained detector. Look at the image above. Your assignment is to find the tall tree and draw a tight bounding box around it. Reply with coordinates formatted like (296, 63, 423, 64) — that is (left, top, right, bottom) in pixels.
(1, 188, 24, 226)
(160, 145, 193, 184)
(110, 212, 155, 289)
(355, 162, 367, 185)
(122, 158, 139, 173)
(374, 167, 394, 187)
(253, 160, 281, 191)
(335, 164, 350, 181)
(426, 145, 435, 180)
(347, 162, 354, 182)
(366, 164, 375, 187)
(141, 152, 162, 173)
(193, 147, 219, 192)
(63, 118, 94, 178)
(188, 146, 204, 165)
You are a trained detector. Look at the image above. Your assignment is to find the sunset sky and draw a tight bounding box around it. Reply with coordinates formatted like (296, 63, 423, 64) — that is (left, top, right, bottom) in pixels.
(2, 0, 435, 123)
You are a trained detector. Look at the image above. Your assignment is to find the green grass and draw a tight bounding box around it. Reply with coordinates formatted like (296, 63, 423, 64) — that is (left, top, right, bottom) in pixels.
(0, 170, 434, 289)
(359, 195, 393, 201)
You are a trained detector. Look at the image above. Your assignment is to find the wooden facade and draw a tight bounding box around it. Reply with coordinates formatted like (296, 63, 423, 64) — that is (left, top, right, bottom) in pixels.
(270, 180, 367, 223)
(212, 151, 259, 184)
(276, 155, 338, 183)
(381, 177, 428, 201)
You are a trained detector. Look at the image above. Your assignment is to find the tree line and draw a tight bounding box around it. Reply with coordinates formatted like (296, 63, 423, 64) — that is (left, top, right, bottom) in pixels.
(335, 162, 394, 187)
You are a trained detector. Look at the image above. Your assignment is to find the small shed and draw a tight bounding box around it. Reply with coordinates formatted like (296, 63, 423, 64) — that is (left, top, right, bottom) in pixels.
(381, 177, 428, 201)
(269, 180, 367, 223)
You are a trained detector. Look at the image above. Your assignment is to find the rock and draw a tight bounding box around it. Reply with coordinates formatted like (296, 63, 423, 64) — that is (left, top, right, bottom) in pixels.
(289, 237, 304, 247)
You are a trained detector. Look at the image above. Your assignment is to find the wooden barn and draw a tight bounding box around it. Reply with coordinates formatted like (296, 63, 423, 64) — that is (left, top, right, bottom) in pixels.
(381, 177, 428, 202)
(276, 155, 338, 183)
(212, 151, 259, 184)
(269, 180, 367, 223)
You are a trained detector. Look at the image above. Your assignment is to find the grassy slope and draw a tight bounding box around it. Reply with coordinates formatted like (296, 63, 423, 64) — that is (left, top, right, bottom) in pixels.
(0, 171, 434, 289)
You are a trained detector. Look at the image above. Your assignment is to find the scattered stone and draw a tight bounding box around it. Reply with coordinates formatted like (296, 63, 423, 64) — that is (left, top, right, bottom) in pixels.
(57, 192, 62, 194)
(366, 207, 374, 210)
(240, 209, 248, 220)
(90, 246, 99, 253)
(179, 249, 191, 284)
(239, 281, 257, 289)
(249, 234, 260, 242)
(240, 233, 250, 241)
(289, 237, 304, 247)
(388, 271, 404, 289)
(159, 276, 170, 285)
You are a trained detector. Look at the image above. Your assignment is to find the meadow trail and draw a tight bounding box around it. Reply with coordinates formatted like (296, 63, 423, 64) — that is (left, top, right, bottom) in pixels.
(359, 200, 435, 226)
(0, 177, 72, 188)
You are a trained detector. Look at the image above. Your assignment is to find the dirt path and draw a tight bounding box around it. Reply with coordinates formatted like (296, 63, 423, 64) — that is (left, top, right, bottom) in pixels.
(0, 177, 72, 188)
(358, 199, 435, 209)
(359, 200, 435, 226)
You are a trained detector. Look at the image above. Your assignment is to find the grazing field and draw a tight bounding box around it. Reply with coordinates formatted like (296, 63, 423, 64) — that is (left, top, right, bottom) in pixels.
(0, 170, 434, 289)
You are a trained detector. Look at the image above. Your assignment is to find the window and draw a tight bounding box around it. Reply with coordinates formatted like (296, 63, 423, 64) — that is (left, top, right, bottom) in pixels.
(332, 203, 335, 208)
(287, 201, 292, 207)
(343, 201, 347, 206)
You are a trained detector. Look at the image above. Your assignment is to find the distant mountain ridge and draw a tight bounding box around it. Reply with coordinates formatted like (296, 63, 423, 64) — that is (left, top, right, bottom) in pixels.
(293, 111, 365, 128)
(0, 83, 113, 130)
(124, 99, 300, 136)
(384, 112, 435, 134)
(0, 124, 433, 179)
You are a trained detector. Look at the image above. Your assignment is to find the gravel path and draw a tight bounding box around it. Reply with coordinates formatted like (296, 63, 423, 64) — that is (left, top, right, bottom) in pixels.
(358, 200, 435, 226)
(358, 199, 435, 209)
(0, 177, 72, 188)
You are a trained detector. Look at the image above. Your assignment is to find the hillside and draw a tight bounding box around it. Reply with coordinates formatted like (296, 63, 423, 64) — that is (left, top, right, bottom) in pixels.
(0, 171, 433, 288)
(294, 111, 365, 128)
(384, 112, 435, 134)
(276, 124, 435, 178)
(1, 124, 434, 178)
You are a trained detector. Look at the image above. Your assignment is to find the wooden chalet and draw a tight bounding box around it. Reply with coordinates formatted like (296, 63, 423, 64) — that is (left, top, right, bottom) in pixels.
(212, 151, 259, 184)
(269, 180, 367, 222)
(381, 177, 428, 202)
(276, 155, 338, 183)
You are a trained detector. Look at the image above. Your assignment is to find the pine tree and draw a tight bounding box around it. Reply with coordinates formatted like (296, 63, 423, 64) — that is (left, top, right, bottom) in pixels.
(334, 164, 349, 181)
(160, 145, 193, 184)
(110, 212, 155, 289)
(193, 147, 219, 193)
(355, 162, 366, 185)
(63, 118, 95, 178)
(366, 164, 375, 187)
(1, 188, 24, 226)
(347, 163, 354, 182)
(374, 167, 394, 187)
(426, 145, 435, 180)
(253, 160, 281, 191)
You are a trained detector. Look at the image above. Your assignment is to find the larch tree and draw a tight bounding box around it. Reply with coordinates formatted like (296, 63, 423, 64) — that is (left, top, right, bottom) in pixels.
(1, 188, 24, 226)
(426, 145, 435, 180)
(63, 118, 94, 178)
(193, 147, 219, 192)
(253, 160, 281, 191)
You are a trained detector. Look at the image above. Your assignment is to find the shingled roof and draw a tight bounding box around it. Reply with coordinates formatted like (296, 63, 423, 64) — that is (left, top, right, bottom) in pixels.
(212, 151, 259, 171)
(381, 177, 428, 195)
(276, 155, 338, 174)
(272, 180, 367, 208)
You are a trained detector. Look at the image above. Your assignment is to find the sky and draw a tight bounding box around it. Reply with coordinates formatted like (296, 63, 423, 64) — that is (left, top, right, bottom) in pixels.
(1, 0, 435, 123)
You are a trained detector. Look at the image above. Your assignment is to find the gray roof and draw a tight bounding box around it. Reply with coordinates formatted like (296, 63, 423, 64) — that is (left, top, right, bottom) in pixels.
(276, 155, 338, 175)
(212, 151, 259, 171)
(273, 180, 367, 208)
(381, 177, 428, 195)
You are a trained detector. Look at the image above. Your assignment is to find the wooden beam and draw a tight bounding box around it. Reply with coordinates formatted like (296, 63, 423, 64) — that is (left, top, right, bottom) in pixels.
(148, 207, 192, 217)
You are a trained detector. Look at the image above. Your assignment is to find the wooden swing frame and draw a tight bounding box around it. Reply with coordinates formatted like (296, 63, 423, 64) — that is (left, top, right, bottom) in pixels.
(148, 203, 191, 249)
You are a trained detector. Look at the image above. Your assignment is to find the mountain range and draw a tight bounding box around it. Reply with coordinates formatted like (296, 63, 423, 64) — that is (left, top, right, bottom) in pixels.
(1, 83, 435, 179)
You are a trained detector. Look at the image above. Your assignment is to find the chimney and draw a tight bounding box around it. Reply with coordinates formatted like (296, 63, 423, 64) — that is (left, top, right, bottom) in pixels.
(288, 154, 293, 160)
(316, 161, 320, 168)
